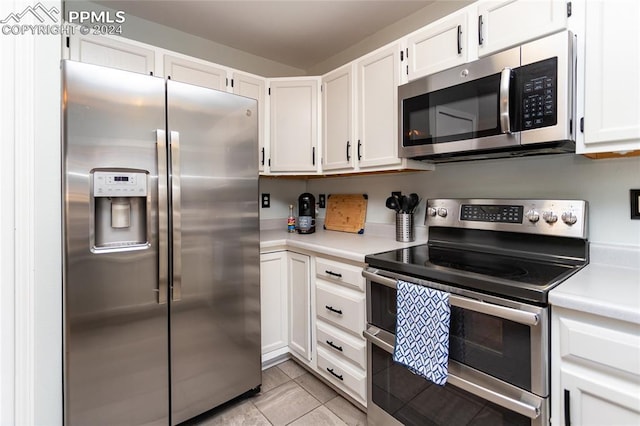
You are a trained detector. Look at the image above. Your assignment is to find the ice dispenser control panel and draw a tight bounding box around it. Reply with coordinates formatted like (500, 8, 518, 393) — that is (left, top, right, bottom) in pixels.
(93, 171, 147, 197)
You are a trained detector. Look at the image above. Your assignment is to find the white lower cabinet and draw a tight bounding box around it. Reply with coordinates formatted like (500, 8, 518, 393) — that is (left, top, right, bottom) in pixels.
(551, 307, 640, 425)
(317, 346, 366, 402)
(260, 252, 289, 362)
(314, 256, 367, 406)
(288, 252, 312, 362)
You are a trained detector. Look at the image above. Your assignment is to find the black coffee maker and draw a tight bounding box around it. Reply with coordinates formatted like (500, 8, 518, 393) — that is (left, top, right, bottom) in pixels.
(297, 193, 316, 234)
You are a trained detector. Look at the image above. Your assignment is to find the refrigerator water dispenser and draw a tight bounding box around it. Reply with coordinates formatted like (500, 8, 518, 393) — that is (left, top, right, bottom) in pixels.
(91, 170, 149, 251)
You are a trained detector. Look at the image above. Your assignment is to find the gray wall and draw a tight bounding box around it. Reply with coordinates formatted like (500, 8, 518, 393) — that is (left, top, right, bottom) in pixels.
(262, 154, 640, 247)
(64, 0, 306, 76)
(307, 0, 473, 75)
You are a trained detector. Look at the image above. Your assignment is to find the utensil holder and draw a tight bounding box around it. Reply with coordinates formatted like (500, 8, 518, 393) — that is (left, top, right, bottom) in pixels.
(395, 213, 414, 242)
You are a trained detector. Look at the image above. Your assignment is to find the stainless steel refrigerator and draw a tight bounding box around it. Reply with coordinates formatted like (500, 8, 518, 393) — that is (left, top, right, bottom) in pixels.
(62, 60, 261, 425)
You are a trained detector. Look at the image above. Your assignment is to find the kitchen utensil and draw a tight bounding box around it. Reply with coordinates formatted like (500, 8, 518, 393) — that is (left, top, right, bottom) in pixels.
(385, 196, 400, 212)
(408, 193, 420, 213)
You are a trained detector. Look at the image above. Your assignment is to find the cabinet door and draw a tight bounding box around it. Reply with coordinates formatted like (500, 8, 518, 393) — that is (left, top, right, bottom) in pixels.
(260, 252, 288, 355)
(561, 368, 640, 426)
(356, 44, 402, 169)
(322, 65, 355, 171)
(269, 79, 319, 173)
(288, 252, 311, 361)
(581, 0, 640, 152)
(233, 72, 267, 172)
(406, 10, 468, 80)
(477, 0, 568, 57)
(164, 55, 228, 91)
(68, 33, 155, 75)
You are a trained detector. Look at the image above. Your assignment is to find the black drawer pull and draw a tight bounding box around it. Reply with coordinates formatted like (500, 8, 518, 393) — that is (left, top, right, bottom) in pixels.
(325, 305, 343, 315)
(325, 270, 343, 278)
(326, 367, 344, 381)
(326, 340, 343, 352)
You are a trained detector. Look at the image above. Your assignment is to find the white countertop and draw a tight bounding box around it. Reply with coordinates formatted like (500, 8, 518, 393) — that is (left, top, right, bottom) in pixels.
(260, 222, 427, 263)
(262, 221, 640, 324)
(549, 243, 640, 324)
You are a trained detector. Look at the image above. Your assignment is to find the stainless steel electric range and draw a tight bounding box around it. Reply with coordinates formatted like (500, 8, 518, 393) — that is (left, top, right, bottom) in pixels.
(363, 198, 588, 426)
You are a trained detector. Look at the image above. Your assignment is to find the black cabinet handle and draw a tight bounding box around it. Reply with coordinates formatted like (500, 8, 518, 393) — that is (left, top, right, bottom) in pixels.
(325, 270, 343, 278)
(325, 305, 343, 315)
(326, 367, 344, 381)
(261, 147, 265, 166)
(346, 141, 351, 161)
(564, 389, 571, 426)
(478, 15, 484, 46)
(457, 25, 462, 54)
(357, 140, 362, 161)
(326, 340, 343, 352)
(312, 146, 316, 165)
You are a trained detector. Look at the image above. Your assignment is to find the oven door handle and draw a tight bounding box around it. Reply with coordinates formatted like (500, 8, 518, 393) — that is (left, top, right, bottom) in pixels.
(362, 270, 540, 326)
(364, 325, 543, 420)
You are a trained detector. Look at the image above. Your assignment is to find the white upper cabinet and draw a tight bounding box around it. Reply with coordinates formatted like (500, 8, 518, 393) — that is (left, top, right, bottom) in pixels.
(356, 43, 402, 169)
(269, 78, 320, 174)
(477, 0, 568, 57)
(578, 0, 640, 154)
(163, 55, 228, 91)
(67, 33, 156, 75)
(322, 65, 355, 172)
(405, 8, 471, 81)
(233, 72, 268, 172)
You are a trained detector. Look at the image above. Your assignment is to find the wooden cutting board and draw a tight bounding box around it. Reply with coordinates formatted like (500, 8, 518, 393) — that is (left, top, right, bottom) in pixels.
(324, 194, 368, 234)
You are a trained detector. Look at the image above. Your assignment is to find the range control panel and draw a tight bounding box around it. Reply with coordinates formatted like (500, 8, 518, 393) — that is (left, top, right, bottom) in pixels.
(426, 198, 587, 239)
(93, 171, 148, 197)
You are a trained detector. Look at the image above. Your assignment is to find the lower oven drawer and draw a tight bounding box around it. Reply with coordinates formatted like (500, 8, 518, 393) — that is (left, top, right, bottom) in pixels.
(317, 346, 366, 402)
(365, 326, 549, 426)
(317, 320, 366, 369)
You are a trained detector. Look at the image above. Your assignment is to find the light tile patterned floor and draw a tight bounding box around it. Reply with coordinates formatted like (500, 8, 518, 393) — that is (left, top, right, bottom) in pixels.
(190, 359, 368, 426)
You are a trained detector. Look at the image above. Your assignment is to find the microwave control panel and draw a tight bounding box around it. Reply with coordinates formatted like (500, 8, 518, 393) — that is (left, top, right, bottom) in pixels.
(517, 57, 557, 131)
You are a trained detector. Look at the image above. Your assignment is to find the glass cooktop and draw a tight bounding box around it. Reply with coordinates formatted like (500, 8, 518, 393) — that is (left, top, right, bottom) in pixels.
(365, 244, 585, 304)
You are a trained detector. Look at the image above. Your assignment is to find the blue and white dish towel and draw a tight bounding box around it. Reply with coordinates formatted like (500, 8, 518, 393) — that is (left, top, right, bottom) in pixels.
(393, 280, 451, 386)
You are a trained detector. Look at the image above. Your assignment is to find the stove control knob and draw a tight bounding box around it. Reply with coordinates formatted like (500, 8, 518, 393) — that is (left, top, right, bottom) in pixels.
(542, 211, 558, 224)
(525, 209, 540, 223)
(427, 207, 437, 217)
(561, 211, 578, 225)
(437, 208, 448, 218)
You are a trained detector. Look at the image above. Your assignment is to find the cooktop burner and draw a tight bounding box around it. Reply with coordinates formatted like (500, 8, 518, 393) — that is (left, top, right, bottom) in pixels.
(365, 199, 589, 304)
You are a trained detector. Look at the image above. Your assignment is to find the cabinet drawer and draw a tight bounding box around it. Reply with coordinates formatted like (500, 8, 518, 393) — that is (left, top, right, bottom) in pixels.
(317, 320, 366, 369)
(316, 280, 365, 335)
(317, 346, 366, 402)
(559, 316, 640, 377)
(315, 257, 365, 291)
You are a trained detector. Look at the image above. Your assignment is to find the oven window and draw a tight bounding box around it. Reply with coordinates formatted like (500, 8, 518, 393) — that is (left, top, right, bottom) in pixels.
(369, 281, 532, 391)
(450, 308, 531, 391)
(371, 344, 530, 426)
(402, 73, 502, 146)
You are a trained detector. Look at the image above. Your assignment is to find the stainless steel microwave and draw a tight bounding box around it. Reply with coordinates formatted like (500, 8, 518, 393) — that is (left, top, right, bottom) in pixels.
(398, 31, 576, 163)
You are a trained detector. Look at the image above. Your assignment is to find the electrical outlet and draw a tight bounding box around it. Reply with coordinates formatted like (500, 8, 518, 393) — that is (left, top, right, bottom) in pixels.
(261, 193, 270, 208)
(631, 189, 640, 219)
(319, 194, 326, 208)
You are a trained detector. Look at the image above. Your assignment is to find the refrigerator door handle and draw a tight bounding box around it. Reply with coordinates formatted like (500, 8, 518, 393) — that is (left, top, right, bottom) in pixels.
(156, 129, 168, 305)
(170, 130, 182, 302)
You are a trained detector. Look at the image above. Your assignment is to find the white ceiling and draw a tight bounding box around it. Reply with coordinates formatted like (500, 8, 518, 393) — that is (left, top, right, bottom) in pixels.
(95, 1, 436, 70)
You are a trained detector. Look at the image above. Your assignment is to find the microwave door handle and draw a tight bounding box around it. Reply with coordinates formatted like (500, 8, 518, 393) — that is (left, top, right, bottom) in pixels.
(500, 68, 512, 134)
